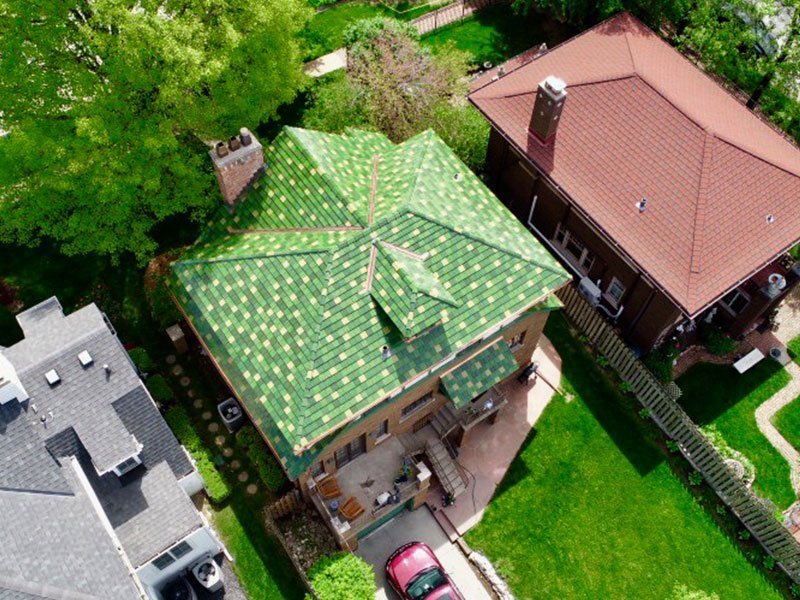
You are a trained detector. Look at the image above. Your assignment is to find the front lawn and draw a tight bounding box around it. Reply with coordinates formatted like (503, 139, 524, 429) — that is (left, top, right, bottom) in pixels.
(775, 395, 800, 457)
(678, 362, 794, 509)
(466, 314, 782, 600)
(421, 4, 576, 66)
(790, 334, 800, 364)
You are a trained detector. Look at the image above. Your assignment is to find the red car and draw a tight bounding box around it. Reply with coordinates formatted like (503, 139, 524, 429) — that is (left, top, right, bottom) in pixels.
(385, 542, 464, 600)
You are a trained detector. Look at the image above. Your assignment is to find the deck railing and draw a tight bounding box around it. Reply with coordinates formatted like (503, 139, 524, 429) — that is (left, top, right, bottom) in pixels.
(556, 283, 800, 583)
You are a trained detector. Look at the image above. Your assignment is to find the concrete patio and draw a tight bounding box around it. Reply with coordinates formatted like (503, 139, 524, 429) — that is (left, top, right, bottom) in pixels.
(426, 335, 562, 536)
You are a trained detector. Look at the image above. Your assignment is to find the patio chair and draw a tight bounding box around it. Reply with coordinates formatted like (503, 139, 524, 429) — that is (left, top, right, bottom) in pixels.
(317, 476, 341, 500)
(338, 496, 365, 521)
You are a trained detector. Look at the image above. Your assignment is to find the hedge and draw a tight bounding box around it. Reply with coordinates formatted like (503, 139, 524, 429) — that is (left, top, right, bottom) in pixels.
(308, 552, 376, 600)
(128, 346, 156, 373)
(236, 425, 287, 492)
(164, 406, 231, 503)
(146, 374, 174, 404)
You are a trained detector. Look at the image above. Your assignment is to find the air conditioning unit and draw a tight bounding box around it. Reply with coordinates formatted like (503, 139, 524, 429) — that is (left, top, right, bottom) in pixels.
(578, 277, 601, 307)
(764, 273, 787, 299)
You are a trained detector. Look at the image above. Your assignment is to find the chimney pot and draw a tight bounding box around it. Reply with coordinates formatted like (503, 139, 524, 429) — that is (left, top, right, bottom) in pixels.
(240, 127, 253, 146)
(530, 75, 567, 145)
(228, 136, 241, 152)
(215, 142, 229, 158)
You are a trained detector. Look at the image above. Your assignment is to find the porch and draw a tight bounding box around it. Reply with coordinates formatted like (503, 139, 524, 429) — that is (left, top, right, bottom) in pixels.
(308, 435, 432, 549)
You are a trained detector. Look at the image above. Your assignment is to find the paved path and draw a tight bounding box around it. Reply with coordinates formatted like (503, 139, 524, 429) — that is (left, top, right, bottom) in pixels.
(304, 48, 347, 77)
(776, 284, 800, 346)
(756, 361, 800, 491)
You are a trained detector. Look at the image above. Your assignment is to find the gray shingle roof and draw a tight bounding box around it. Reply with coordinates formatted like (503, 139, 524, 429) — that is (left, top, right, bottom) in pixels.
(0, 462, 141, 600)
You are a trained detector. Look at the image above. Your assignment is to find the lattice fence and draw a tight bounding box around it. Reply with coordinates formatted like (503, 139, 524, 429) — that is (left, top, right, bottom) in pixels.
(412, 0, 501, 35)
(557, 284, 800, 582)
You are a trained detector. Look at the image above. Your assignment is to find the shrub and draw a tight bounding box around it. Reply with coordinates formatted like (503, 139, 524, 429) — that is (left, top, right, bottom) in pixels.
(638, 408, 650, 420)
(645, 342, 680, 383)
(236, 425, 287, 492)
(700, 326, 736, 356)
(738, 529, 751, 541)
(668, 584, 720, 600)
(716, 504, 726, 516)
(666, 440, 679, 454)
(308, 552, 376, 600)
(688, 471, 703, 486)
(164, 406, 231, 503)
(146, 374, 173, 404)
(128, 347, 156, 374)
(762, 554, 775, 570)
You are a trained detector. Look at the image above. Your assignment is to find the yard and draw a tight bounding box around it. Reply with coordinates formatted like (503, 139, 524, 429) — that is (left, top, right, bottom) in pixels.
(678, 362, 794, 510)
(422, 3, 576, 66)
(465, 314, 783, 600)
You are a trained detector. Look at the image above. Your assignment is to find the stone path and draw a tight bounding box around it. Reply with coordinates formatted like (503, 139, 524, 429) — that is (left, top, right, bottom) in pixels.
(756, 361, 800, 491)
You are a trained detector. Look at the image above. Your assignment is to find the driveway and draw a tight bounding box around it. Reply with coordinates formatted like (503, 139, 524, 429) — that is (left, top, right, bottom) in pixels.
(356, 507, 492, 600)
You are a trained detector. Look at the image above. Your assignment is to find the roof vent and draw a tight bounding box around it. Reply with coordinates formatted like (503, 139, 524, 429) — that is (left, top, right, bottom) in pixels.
(453, 172, 462, 182)
(381, 345, 392, 361)
(637, 198, 648, 213)
(45, 369, 60, 386)
(78, 350, 93, 367)
(766, 214, 775, 224)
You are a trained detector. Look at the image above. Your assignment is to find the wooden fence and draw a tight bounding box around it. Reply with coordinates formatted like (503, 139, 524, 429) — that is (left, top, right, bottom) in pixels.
(412, 0, 500, 35)
(556, 284, 800, 582)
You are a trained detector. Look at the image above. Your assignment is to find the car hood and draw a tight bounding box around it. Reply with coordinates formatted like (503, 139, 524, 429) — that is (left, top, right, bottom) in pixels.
(387, 544, 440, 591)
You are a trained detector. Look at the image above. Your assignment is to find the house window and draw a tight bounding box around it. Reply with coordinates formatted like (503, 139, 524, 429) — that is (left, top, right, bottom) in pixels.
(374, 419, 389, 440)
(170, 541, 193, 559)
(152, 552, 176, 570)
(401, 393, 434, 420)
(508, 331, 526, 351)
(605, 278, 626, 306)
(554, 224, 594, 274)
(334, 434, 366, 469)
(721, 288, 750, 315)
(312, 461, 325, 478)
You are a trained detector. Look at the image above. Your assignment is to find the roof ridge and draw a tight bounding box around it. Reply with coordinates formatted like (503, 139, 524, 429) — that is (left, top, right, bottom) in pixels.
(480, 74, 637, 101)
(174, 248, 332, 266)
(282, 127, 368, 227)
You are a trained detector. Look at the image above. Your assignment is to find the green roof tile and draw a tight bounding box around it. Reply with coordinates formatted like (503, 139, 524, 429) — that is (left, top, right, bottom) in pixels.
(171, 127, 569, 479)
(441, 341, 519, 408)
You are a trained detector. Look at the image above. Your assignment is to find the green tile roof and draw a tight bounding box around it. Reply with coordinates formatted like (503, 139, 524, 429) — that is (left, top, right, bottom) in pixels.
(441, 341, 519, 408)
(171, 126, 569, 479)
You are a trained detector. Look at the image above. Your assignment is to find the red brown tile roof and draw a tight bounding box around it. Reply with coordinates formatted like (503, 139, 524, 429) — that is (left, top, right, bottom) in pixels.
(469, 12, 800, 317)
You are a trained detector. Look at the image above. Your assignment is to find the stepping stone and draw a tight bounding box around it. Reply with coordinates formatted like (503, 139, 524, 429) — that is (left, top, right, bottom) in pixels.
(237, 471, 249, 483)
(172, 365, 183, 376)
(246, 484, 258, 495)
(166, 355, 176, 365)
(231, 460, 241, 470)
(180, 377, 191, 387)
(223, 447, 234, 457)
(187, 389, 195, 398)
(214, 435, 226, 446)
(208, 422, 219, 433)
(201, 411, 212, 421)
(193, 399, 203, 409)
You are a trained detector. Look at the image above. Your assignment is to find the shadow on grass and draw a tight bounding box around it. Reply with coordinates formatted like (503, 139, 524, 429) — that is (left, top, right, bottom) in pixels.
(544, 313, 664, 477)
(678, 360, 787, 426)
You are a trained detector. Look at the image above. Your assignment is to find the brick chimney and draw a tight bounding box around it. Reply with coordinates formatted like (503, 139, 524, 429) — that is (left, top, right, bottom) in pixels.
(209, 127, 265, 208)
(529, 76, 567, 144)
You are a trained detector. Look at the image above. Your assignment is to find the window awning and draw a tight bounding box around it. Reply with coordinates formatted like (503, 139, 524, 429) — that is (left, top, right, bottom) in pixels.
(441, 340, 519, 408)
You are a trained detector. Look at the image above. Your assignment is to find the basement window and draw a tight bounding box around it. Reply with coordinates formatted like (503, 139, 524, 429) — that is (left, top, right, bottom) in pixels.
(605, 278, 626, 306)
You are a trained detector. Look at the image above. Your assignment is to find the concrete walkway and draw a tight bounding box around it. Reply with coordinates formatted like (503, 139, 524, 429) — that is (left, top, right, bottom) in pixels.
(304, 48, 348, 78)
(427, 335, 562, 536)
(756, 361, 800, 491)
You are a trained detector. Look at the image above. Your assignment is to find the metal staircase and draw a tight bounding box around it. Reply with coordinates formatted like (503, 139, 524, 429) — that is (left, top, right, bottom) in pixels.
(424, 438, 468, 499)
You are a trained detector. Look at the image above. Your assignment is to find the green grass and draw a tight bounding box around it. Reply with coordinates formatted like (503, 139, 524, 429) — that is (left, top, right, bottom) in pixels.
(678, 362, 794, 509)
(775, 395, 800, 456)
(421, 4, 576, 66)
(302, 0, 444, 60)
(212, 488, 306, 600)
(789, 334, 800, 364)
(466, 314, 783, 600)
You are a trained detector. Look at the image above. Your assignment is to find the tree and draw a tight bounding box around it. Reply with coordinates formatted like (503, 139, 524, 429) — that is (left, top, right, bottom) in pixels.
(306, 552, 375, 600)
(510, 0, 691, 29)
(303, 18, 489, 171)
(0, 0, 311, 260)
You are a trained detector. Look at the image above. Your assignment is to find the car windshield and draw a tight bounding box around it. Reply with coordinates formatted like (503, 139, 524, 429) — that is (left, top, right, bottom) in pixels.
(405, 566, 448, 600)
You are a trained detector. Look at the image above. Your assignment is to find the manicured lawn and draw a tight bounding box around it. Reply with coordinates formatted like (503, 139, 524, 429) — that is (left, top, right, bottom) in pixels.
(678, 362, 794, 509)
(466, 314, 782, 600)
(421, 4, 576, 66)
(302, 0, 444, 60)
(790, 334, 800, 364)
(775, 395, 800, 456)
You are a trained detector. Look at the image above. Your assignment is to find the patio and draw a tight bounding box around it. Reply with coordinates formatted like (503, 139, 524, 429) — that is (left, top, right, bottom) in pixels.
(309, 435, 432, 548)
(426, 334, 563, 536)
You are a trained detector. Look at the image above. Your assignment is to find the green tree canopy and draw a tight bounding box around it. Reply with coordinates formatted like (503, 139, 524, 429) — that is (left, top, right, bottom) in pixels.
(307, 552, 376, 600)
(510, 0, 691, 28)
(0, 0, 311, 260)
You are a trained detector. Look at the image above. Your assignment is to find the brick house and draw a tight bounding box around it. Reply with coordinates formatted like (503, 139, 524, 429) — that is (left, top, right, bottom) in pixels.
(170, 126, 569, 548)
(469, 13, 800, 354)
